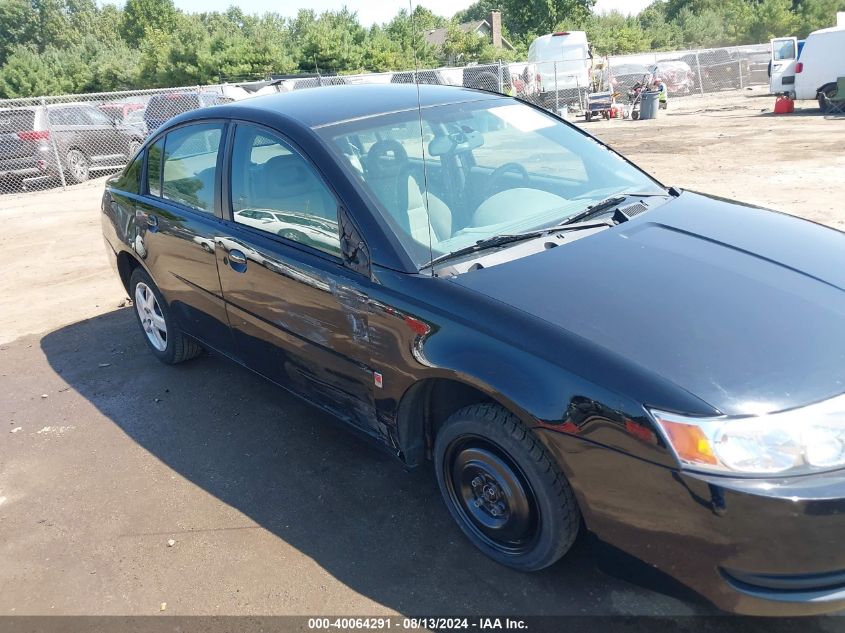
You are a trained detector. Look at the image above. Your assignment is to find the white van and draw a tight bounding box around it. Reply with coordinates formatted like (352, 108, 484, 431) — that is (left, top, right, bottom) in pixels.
(770, 26, 845, 109)
(527, 31, 591, 110)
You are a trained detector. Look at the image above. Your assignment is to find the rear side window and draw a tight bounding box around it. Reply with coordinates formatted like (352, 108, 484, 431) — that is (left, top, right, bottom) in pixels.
(160, 123, 223, 213)
(0, 109, 35, 133)
(49, 107, 87, 126)
(147, 137, 164, 197)
(114, 154, 142, 194)
(81, 108, 112, 126)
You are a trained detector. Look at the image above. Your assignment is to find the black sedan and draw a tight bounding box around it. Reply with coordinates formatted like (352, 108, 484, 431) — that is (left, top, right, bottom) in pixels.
(101, 84, 845, 616)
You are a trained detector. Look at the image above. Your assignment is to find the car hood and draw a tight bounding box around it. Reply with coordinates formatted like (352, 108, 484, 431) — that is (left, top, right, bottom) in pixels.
(451, 191, 845, 416)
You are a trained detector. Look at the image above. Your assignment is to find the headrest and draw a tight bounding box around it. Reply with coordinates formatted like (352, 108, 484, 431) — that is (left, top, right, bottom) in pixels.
(263, 154, 312, 196)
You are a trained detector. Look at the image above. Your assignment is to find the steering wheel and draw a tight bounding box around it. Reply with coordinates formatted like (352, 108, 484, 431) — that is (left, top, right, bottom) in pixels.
(485, 162, 530, 198)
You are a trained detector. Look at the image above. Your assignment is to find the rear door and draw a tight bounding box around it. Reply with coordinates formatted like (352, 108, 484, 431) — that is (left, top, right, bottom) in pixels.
(216, 122, 378, 435)
(135, 121, 235, 356)
(770, 37, 798, 95)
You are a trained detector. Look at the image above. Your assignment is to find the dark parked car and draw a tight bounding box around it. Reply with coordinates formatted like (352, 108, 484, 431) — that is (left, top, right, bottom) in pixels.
(462, 64, 513, 94)
(0, 103, 142, 186)
(144, 92, 223, 133)
(680, 50, 748, 91)
(390, 70, 448, 85)
(292, 76, 348, 91)
(102, 84, 845, 617)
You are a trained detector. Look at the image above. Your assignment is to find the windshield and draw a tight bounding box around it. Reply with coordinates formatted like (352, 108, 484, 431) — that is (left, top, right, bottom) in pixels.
(318, 98, 661, 270)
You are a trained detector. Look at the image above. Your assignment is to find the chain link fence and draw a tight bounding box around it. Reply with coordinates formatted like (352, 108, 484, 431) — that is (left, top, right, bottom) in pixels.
(0, 42, 771, 197)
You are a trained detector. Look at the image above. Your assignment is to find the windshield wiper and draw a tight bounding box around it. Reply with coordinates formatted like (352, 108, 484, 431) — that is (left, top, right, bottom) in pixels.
(421, 220, 611, 270)
(562, 191, 672, 226)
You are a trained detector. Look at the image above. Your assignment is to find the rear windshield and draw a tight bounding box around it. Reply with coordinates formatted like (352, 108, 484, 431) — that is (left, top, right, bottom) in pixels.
(0, 109, 36, 133)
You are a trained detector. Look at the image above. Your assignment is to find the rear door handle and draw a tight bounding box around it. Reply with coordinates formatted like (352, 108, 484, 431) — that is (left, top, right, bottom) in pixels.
(228, 249, 247, 265)
(147, 214, 158, 228)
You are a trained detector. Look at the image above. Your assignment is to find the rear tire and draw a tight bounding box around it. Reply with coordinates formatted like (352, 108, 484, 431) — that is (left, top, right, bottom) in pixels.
(129, 268, 203, 365)
(818, 85, 838, 113)
(434, 403, 580, 571)
(65, 148, 89, 184)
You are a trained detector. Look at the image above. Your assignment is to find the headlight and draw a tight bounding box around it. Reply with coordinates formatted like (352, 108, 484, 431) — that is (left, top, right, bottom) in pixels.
(650, 394, 845, 476)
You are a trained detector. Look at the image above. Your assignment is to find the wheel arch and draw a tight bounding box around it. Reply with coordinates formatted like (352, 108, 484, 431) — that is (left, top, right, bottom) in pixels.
(66, 145, 88, 158)
(395, 374, 539, 468)
(817, 81, 837, 97)
(116, 248, 144, 295)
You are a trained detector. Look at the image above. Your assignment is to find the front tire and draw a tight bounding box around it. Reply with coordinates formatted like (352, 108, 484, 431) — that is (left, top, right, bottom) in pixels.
(129, 268, 203, 364)
(434, 404, 580, 571)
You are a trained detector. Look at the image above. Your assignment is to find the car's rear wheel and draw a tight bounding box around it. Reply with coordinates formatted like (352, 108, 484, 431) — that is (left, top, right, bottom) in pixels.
(65, 149, 89, 184)
(819, 85, 838, 113)
(129, 268, 203, 364)
(434, 404, 580, 571)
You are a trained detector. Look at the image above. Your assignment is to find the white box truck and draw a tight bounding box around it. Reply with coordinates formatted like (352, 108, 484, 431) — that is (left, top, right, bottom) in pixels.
(527, 31, 591, 112)
(770, 25, 845, 110)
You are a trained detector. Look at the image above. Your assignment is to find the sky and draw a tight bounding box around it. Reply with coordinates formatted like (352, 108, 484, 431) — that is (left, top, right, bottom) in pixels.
(166, 0, 655, 24)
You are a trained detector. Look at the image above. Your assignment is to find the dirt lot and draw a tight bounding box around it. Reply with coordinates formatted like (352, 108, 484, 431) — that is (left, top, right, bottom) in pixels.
(0, 87, 844, 620)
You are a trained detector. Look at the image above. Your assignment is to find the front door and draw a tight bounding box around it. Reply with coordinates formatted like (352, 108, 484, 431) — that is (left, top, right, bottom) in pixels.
(770, 37, 798, 96)
(216, 122, 378, 435)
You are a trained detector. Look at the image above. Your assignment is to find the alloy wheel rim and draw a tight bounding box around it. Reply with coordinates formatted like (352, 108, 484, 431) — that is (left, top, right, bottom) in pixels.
(134, 282, 167, 351)
(68, 150, 87, 180)
(444, 436, 539, 555)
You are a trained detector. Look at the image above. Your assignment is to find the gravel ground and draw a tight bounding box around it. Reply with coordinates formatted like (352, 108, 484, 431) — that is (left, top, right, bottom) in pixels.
(0, 86, 844, 623)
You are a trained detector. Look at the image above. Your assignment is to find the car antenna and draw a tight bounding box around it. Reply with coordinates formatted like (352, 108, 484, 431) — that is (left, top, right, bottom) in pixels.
(408, 0, 435, 274)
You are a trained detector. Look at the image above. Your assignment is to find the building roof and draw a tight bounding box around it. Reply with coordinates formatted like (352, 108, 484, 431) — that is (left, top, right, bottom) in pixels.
(423, 19, 514, 51)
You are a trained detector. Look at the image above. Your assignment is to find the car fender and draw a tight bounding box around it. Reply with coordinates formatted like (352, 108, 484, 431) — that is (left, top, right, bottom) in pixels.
(388, 310, 684, 473)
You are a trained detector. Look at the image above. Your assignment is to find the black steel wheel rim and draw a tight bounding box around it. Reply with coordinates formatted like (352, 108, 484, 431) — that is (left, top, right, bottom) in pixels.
(444, 435, 539, 556)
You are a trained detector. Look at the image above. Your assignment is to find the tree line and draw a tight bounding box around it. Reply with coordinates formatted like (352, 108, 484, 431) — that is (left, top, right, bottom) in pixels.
(0, 0, 842, 98)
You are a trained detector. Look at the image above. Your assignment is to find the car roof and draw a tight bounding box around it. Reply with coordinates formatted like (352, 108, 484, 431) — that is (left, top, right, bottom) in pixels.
(46, 102, 97, 109)
(176, 84, 503, 130)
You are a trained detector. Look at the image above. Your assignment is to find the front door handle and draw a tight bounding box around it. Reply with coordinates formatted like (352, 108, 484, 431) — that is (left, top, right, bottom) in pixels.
(228, 249, 247, 265)
(147, 214, 158, 229)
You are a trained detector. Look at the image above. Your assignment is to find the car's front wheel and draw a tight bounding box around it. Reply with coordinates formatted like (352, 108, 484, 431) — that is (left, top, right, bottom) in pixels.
(129, 268, 203, 364)
(434, 404, 581, 571)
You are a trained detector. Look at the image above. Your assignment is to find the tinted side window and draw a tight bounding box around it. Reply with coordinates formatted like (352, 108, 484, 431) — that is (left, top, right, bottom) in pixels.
(160, 123, 223, 213)
(49, 108, 84, 126)
(230, 124, 340, 256)
(83, 107, 112, 126)
(114, 153, 142, 194)
(147, 138, 164, 197)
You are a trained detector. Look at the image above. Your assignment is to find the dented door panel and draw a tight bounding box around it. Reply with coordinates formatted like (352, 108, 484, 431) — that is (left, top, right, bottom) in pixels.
(215, 225, 378, 436)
